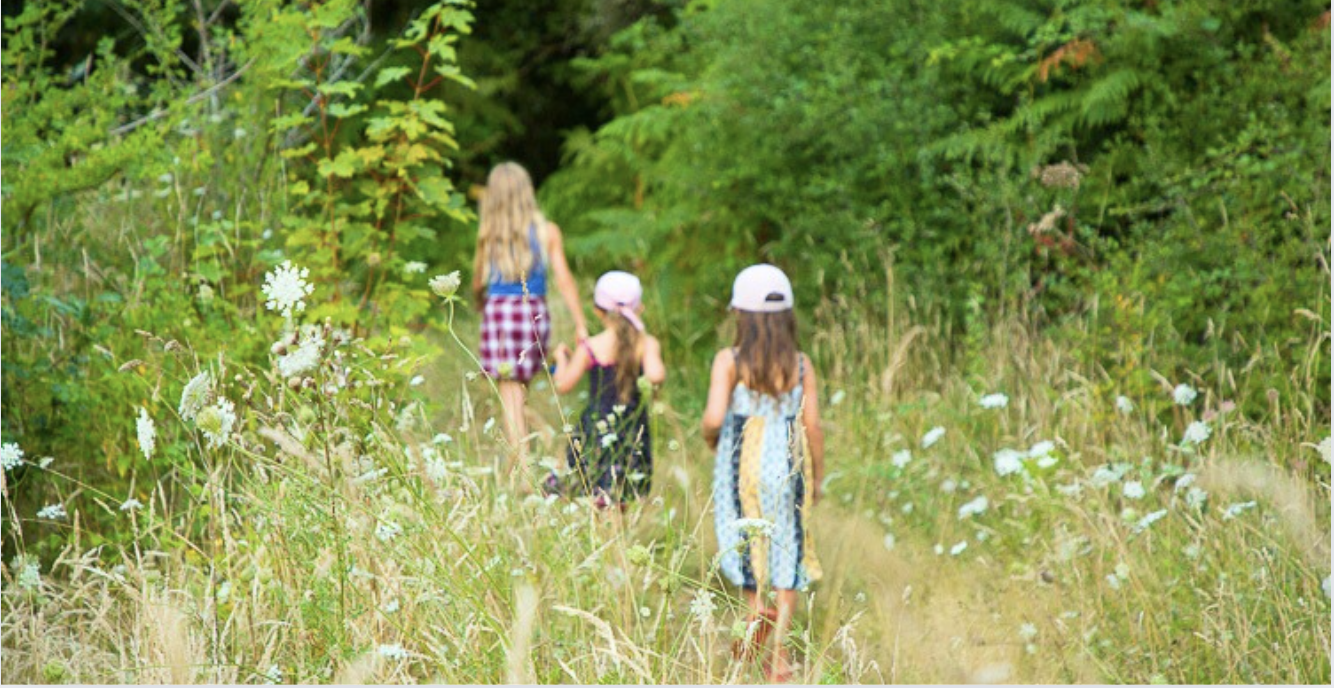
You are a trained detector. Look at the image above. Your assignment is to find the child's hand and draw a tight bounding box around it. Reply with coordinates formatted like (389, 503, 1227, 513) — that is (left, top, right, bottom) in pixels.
(553, 343, 572, 365)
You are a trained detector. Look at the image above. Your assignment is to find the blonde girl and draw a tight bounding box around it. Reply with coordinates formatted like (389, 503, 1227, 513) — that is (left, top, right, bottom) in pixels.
(472, 162, 589, 461)
(701, 264, 824, 683)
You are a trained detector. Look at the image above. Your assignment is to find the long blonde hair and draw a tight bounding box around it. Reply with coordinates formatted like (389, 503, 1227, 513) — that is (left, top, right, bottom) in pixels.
(475, 162, 548, 282)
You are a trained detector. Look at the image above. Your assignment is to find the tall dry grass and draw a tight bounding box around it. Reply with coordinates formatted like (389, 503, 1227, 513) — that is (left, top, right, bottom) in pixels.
(2, 261, 1329, 684)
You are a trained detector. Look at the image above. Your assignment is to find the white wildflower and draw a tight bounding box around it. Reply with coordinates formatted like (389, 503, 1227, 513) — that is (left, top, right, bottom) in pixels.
(1028, 440, 1055, 458)
(601, 433, 618, 449)
(734, 517, 776, 538)
(1182, 543, 1201, 560)
(409, 375, 425, 387)
(1318, 437, 1332, 464)
(375, 521, 403, 542)
(1055, 481, 1083, 499)
(1035, 455, 1058, 469)
(891, 450, 911, 469)
(1185, 487, 1208, 509)
(689, 588, 716, 625)
(901, 502, 914, 514)
(1018, 623, 1038, 641)
(949, 540, 968, 556)
(179, 371, 212, 421)
(1115, 395, 1134, 414)
(1222, 501, 1256, 520)
(940, 478, 958, 493)
(1134, 509, 1168, 533)
(429, 271, 461, 299)
(37, 503, 67, 520)
(136, 407, 156, 461)
(993, 448, 1025, 477)
(668, 439, 681, 452)
(483, 417, 496, 434)
(1105, 574, 1121, 590)
(1, 442, 24, 471)
(1182, 421, 1211, 446)
(381, 599, 401, 614)
(403, 261, 427, 275)
(883, 533, 896, 551)
(1174, 473, 1196, 491)
(425, 455, 448, 484)
(1172, 383, 1198, 406)
(277, 334, 323, 378)
(1115, 562, 1130, 579)
(197, 398, 236, 449)
(1122, 481, 1146, 500)
(13, 556, 41, 590)
(933, 543, 944, 555)
(38, 457, 53, 469)
(921, 426, 946, 449)
(1323, 576, 1331, 599)
(829, 390, 846, 407)
(377, 644, 409, 660)
(1090, 465, 1121, 488)
(432, 433, 453, 445)
(979, 393, 1009, 409)
(957, 495, 989, 520)
(262, 260, 314, 319)
(120, 498, 143, 512)
(263, 665, 282, 685)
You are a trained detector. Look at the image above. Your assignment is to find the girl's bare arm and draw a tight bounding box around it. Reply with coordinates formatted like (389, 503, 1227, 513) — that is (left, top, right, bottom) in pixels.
(471, 242, 487, 308)
(800, 353, 825, 504)
(701, 349, 735, 450)
(545, 223, 590, 341)
(552, 342, 589, 394)
(641, 335, 666, 385)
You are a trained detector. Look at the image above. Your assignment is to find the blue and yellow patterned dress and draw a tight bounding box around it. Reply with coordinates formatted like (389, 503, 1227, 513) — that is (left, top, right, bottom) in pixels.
(712, 354, 821, 591)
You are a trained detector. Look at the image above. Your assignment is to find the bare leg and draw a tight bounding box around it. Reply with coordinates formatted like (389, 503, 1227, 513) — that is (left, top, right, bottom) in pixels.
(498, 381, 528, 471)
(766, 589, 798, 683)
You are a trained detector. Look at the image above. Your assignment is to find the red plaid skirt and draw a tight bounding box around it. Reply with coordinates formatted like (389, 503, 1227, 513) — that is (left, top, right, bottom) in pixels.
(479, 295, 551, 383)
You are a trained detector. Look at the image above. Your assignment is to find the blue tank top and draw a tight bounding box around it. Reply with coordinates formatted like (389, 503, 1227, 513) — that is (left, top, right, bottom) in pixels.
(487, 223, 548, 296)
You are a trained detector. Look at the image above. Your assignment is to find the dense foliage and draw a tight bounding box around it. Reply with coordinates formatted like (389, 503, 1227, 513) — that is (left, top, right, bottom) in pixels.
(0, 0, 1329, 682)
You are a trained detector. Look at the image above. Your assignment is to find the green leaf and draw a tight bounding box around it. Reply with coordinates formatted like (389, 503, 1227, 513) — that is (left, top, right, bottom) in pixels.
(375, 66, 413, 88)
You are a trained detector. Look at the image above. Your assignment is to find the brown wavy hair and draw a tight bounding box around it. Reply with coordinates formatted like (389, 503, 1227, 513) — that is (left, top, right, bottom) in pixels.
(734, 309, 799, 397)
(605, 310, 643, 403)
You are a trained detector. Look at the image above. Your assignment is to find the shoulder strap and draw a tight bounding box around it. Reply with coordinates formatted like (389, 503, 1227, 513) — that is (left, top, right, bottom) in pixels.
(582, 339, 603, 367)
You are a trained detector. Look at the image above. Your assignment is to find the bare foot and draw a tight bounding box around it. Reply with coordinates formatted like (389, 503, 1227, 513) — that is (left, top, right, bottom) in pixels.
(765, 647, 794, 684)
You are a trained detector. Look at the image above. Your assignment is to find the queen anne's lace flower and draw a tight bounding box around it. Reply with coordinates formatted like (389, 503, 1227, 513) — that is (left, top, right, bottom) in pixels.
(689, 588, 716, 626)
(734, 517, 775, 538)
(377, 644, 409, 660)
(197, 398, 236, 449)
(1115, 395, 1134, 414)
(429, 271, 461, 299)
(375, 521, 403, 542)
(1222, 501, 1256, 520)
(1182, 421, 1211, 446)
(1318, 437, 1333, 464)
(120, 498, 143, 512)
(262, 260, 314, 318)
(37, 503, 67, 520)
(179, 371, 211, 421)
(1172, 383, 1198, 406)
(891, 450, 911, 468)
(1, 442, 24, 471)
(921, 426, 945, 449)
(957, 495, 989, 520)
(136, 408, 156, 461)
(979, 393, 1009, 409)
(1122, 481, 1146, 500)
(1134, 509, 1168, 533)
(949, 540, 968, 556)
(12, 556, 40, 590)
(403, 261, 427, 275)
(1185, 486, 1208, 509)
(993, 448, 1025, 477)
(277, 334, 323, 378)
(600, 432, 618, 448)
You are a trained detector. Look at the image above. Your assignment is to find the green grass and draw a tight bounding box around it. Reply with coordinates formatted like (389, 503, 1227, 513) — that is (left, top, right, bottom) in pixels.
(1, 282, 1329, 684)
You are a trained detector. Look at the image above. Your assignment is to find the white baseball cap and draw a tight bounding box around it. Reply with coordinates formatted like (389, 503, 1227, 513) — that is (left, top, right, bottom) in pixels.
(730, 263, 793, 312)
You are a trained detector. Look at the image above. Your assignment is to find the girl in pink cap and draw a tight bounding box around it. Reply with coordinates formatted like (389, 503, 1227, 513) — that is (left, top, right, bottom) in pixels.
(545, 271, 665, 507)
(470, 162, 589, 467)
(701, 263, 824, 683)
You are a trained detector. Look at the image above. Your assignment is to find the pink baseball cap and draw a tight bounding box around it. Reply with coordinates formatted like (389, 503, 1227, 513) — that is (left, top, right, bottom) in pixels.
(594, 271, 645, 331)
(730, 263, 793, 312)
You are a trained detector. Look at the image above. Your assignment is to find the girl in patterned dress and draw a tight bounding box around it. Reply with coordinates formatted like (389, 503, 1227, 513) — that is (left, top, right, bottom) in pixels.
(471, 162, 589, 467)
(546, 271, 665, 507)
(701, 264, 824, 683)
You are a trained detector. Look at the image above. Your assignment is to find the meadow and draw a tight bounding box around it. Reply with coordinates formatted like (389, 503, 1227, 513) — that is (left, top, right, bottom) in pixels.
(2, 0, 1330, 684)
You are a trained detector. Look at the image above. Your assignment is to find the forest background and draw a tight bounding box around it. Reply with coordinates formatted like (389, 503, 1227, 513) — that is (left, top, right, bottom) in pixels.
(1, 0, 1330, 683)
